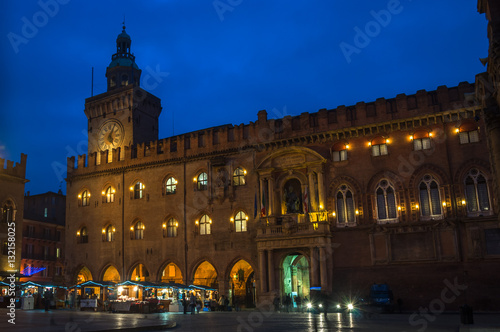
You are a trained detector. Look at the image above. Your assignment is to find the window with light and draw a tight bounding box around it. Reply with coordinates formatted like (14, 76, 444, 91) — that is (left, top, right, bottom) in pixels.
(459, 129, 479, 144)
(134, 182, 144, 199)
(166, 177, 177, 194)
(372, 143, 388, 156)
(235, 211, 248, 232)
(105, 225, 115, 242)
(82, 190, 90, 206)
(1, 201, 14, 223)
(78, 227, 88, 244)
(199, 214, 211, 235)
(167, 218, 178, 237)
(133, 221, 145, 240)
(233, 168, 246, 186)
(104, 186, 115, 203)
(197, 173, 208, 191)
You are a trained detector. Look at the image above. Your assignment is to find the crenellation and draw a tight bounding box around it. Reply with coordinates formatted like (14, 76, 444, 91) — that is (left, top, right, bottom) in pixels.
(416, 90, 429, 112)
(355, 102, 366, 123)
(77, 154, 87, 169)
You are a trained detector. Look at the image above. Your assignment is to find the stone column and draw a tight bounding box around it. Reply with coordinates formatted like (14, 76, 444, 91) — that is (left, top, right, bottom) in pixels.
(268, 178, 275, 216)
(268, 250, 276, 292)
(317, 171, 325, 210)
(319, 247, 328, 292)
(259, 250, 267, 293)
(308, 172, 316, 212)
(310, 247, 318, 287)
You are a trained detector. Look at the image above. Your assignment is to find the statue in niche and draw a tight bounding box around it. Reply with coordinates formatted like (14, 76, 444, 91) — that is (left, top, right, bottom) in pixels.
(282, 179, 302, 214)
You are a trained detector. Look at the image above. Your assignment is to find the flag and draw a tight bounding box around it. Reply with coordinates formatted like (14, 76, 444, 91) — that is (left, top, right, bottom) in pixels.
(261, 188, 266, 217)
(254, 193, 257, 218)
(303, 185, 309, 214)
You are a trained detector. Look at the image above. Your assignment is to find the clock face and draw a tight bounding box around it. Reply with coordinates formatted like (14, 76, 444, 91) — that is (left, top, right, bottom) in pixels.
(97, 120, 124, 151)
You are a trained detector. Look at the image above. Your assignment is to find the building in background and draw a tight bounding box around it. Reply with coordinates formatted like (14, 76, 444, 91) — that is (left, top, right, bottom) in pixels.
(21, 191, 65, 284)
(0, 154, 28, 282)
(65, 23, 500, 311)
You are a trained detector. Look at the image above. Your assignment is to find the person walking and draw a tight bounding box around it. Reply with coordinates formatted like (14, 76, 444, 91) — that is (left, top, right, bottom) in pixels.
(182, 293, 188, 314)
(190, 293, 196, 314)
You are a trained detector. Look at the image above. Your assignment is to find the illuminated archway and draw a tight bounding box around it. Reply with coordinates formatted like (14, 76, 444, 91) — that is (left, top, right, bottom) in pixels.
(130, 263, 150, 281)
(282, 254, 310, 302)
(193, 261, 218, 289)
(76, 266, 92, 284)
(229, 259, 255, 308)
(102, 265, 121, 282)
(160, 263, 183, 284)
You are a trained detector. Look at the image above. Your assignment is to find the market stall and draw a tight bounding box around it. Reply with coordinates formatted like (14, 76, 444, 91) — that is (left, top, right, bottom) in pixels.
(70, 280, 116, 311)
(19, 281, 67, 310)
(190, 284, 218, 311)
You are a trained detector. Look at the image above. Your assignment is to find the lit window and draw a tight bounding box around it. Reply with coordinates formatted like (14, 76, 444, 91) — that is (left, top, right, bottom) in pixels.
(372, 144, 388, 156)
(459, 130, 479, 144)
(56, 248, 61, 258)
(82, 190, 90, 206)
(336, 185, 355, 224)
(105, 186, 115, 203)
(134, 182, 144, 199)
(465, 169, 491, 216)
(165, 177, 177, 195)
(233, 168, 246, 186)
(332, 143, 348, 162)
(419, 175, 442, 219)
(167, 218, 178, 237)
(414, 137, 431, 151)
(197, 173, 208, 191)
(235, 211, 247, 232)
(133, 221, 145, 240)
(44, 207, 48, 218)
(376, 180, 397, 222)
(105, 225, 115, 242)
(199, 214, 211, 235)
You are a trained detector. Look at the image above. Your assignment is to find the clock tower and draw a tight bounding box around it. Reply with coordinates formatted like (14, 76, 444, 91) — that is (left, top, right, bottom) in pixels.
(84, 25, 162, 160)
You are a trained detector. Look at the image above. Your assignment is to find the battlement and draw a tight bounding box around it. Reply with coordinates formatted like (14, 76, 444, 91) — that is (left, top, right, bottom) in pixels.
(67, 82, 476, 176)
(0, 153, 28, 179)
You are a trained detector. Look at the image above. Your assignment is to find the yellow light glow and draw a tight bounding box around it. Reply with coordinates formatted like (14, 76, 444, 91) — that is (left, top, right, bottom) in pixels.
(429, 133, 433, 137)
(193, 177, 197, 182)
(129, 186, 134, 191)
(245, 216, 249, 220)
(345, 144, 350, 149)
(209, 219, 212, 224)
(409, 135, 413, 140)
(142, 185, 145, 189)
(112, 189, 116, 193)
(78, 194, 81, 199)
(102, 229, 106, 234)
(130, 226, 134, 231)
(175, 222, 178, 227)
(102, 191, 105, 195)
(355, 210, 359, 215)
(195, 220, 199, 225)
(332, 212, 336, 217)
(76, 231, 80, 236)
(162, 223, 166, 229)
(455, 128, 460, 133)
(118, 286, 123, 293)
(397, 206, 402, 211)
(462, 200, 466, 205)
(386, 138, 390, 144)
(243, 170, 247, 175)
(368, 142, 371, 147)
(415, 204, 419, 209)
(230, 217, 234, 222)
(133, 286, 138, 292)
(112, 228, 116, 232)
(319, 204, 323, 209)
(442, 202, 446, 207)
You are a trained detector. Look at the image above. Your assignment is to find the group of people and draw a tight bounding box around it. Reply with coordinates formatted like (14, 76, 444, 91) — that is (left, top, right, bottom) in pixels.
(182, 292, 202, 314)
(273, 293, 308, 312)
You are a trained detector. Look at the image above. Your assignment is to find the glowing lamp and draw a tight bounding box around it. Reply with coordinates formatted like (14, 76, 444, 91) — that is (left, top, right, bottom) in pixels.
(245, 216, 249, 220)
(209, 219, 212, 224)
(133, 286, 138, 291)
(442, 202, 446, 207)
(429, 132, 433, 137)
(409, 135, 413, 140)
(195, 220, 199, 225)
(129, 186, 134, 191)
(112, 189, 116, 193)
(78, 194, 81, 199)
(102, 229, 106, 234)
(112, 228, 116, 232)
(368, 142, 372, 147)
(415, 204, 419, 209)
(230, 217, 234, 222)
(130, 226, 134, 231)
(243, 170, 247, 175)
(162, 223, 166, 229)
(455, 128, 460, 133)
(398, 206, 402, 211)
(462, 200, 466, 205)
(319, 204, 323, 209)
(76, 231, 80, 236)
(345, 144, 350, 149)
(385, 138, 390, 144)
(175, 222, 179, 227)
(355, 210, 359, 215)
(193, 177, 197, 182)
(102, 191, 105, 195)
(118, 286, 123, 293)
(332, 212, 336, 217)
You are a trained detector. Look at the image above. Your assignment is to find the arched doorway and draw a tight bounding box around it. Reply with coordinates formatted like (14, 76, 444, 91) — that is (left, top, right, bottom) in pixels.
(130, 263, 150, 281)
(160, 263, 183, 284)
(229, 260, 255, 308)
(193, 261, 218, 289)
(76, 266, 92, 284)
(282, 254, 310, 306)
(102, 265, 121, 282)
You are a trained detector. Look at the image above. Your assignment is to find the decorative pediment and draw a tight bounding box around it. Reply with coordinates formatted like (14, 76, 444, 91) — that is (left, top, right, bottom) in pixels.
(257, 147, 326, 171)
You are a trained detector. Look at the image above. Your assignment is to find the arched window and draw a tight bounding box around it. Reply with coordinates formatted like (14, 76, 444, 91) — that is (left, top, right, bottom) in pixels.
(465, 169, 491, 215)
(411, 130, 432, 151)
(133, 182, 144, 199)
(336, 185, 355, 224)
(77, 227, 88, 244)
(419, 175, 442, 219)
(233, 168, 246, 186)
(234, 211, 248, 232)
(370, 137, 389, 157)
(375, 180, 397, 222)
(104, 186, 115, 203)
(199, 214, 211, 235)
(165, 177, 177, 195)
(165, 218, 178, 237)
(197, 172, 208, 191)
(132, 221, 145, 240)
(1, 201, 14, 223)
(82, 190, 90, 206)
(104, 225, 115, 242)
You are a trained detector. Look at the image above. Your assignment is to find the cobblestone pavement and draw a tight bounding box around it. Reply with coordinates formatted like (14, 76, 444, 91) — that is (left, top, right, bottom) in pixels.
(1, 309, 500, 332)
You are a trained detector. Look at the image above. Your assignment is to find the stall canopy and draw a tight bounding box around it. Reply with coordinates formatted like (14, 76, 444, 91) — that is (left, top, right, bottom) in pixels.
(70, 280, 116, 289)
(190, 284, 217, 291)
(21, 281, 67, 289)
(158, 282, 189, 290)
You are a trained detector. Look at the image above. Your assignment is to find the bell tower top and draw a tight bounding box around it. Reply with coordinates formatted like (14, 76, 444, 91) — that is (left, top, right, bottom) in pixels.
(106, 23, 142, 91)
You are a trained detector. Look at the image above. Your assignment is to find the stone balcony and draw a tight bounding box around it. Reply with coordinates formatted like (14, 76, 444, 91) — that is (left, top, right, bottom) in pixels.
(257, 212, 331, 238)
